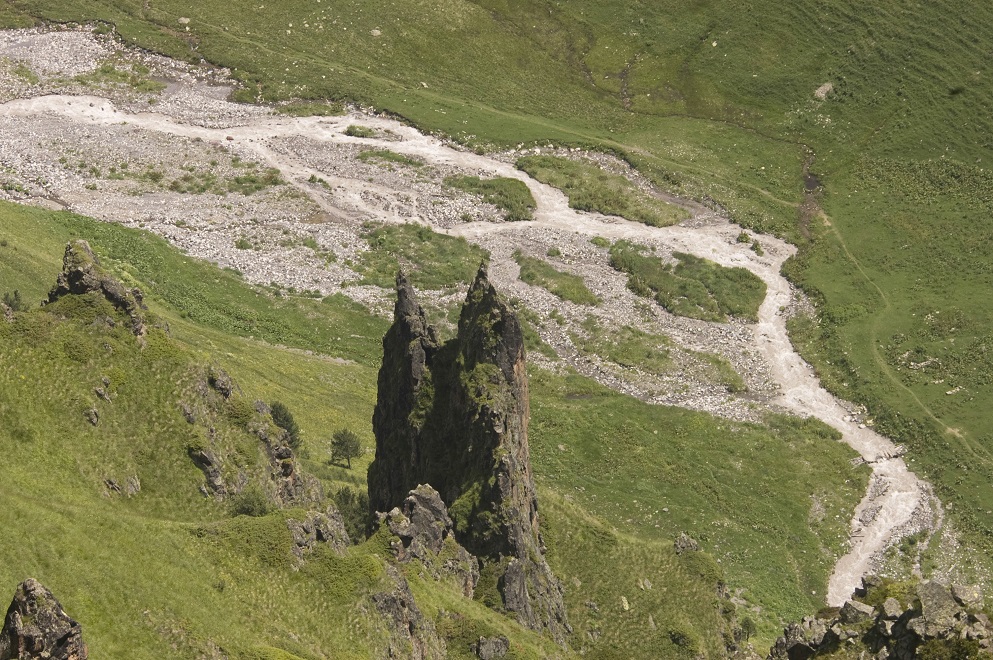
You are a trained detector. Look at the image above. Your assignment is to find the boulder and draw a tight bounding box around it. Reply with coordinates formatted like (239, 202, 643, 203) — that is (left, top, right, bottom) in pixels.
(0, 579, 87, 660)
(674, 532, 700, 555)
(951, 584, 983, 608)
(839, 599, 876, 624)
(917, 581, 962, 637)
(881, 597, 903, 620)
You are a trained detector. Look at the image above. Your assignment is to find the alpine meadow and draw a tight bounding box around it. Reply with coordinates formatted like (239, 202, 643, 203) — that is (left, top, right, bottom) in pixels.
(0, 0, 992, 658)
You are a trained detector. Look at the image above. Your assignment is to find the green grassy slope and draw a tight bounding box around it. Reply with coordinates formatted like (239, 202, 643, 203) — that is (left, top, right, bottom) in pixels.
(0, 203, 869, 652)
(12, 0, 987, 560)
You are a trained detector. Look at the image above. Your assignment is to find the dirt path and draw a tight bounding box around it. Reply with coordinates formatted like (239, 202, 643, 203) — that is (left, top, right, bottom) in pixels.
(0, 91, 930, 606)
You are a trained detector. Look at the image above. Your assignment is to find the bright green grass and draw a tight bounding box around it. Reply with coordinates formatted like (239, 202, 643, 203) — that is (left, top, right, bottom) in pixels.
(0, 203, 750, 658)
(541, 493, 730, 658)
(513, 250, 599, 306)
(353, 222, 488, 290)
(609, 241, 766, 322)
(528, 370, 869, 642)
(276, 100, 345, 117)
(517, 155, 689, 227)
(444, 175, 536, 222)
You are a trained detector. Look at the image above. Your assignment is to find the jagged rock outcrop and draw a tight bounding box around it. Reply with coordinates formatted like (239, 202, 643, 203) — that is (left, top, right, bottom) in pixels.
(47, 240, 147, 337)
(0, 579, 87, 660)
(287, 506, 350, 565)
(379, 484, 479, 598)
(769, 578, 991, 660)
(372, 566, 446, 660)
(368, 267, 569, 642)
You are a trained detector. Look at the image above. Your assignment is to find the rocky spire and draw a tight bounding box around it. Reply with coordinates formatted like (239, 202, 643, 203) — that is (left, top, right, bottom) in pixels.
(369, 266, 569, 642)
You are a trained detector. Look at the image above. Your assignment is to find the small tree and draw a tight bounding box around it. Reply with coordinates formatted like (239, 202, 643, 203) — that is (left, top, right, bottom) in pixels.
(739, 616, 756, 642)
(330, 429, 361, 468)
(269, 401, 301, 449)
(2, 290, 25, 312)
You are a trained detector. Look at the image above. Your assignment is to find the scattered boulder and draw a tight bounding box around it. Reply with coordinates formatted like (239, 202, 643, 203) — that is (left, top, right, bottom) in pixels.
(47, 240, 146, 337)
(674, 532, 700, 555)
(952, 584, 983, 608)
(0, 579, 87, 660)
(1, 302, 12, 323)
(839, 599, 875, 624)
(768, 578, 993, 660)
(83, 408, 98, 426)
(188, 446, 227, 496)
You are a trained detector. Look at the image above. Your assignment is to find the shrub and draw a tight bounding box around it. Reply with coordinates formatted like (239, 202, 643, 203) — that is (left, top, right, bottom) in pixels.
(270, 401, 301, 449)
(344, 125, 376, 138)
(228, 486, 272, 517)
(2, 289, 26, 311)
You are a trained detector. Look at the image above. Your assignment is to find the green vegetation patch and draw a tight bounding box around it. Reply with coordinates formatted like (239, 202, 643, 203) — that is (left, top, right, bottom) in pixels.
(609, 240, 766, 322)
(516, 155, 688, 227)
(356, 149, 423, 168)
(275, 100, 344, 116)
(444, 175, 535, 222)
(353, 222, 488, 290)
(512, 250, 598, 305)
(572, 318, 671, 376)
(74, 61, 166, 94)
(529, 369, 869, 641)
(0, 202, 386, 366)
(344, 125, 376, 138)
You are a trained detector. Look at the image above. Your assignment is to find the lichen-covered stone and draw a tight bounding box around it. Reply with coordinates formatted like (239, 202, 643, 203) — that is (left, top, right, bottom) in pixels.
(0, 579, 87, 660)
(47, 240, 146, 337)
(368, 267, 569, 642)
(287, 505, 350, 564)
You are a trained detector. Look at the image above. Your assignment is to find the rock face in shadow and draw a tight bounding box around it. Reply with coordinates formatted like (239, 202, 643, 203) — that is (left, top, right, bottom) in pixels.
(47, 240, 147, 337)
(368, 267, 569, 642)
(0, 579, 87, 660)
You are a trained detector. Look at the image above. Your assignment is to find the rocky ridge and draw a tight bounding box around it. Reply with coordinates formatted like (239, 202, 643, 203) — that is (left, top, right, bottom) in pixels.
(368, 267, 569, 642)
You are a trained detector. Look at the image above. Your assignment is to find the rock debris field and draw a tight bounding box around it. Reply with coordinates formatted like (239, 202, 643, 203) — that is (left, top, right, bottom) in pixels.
(0, 25, 939, 606)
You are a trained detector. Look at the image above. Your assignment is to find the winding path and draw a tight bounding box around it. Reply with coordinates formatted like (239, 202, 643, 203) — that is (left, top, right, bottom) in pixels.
(0, 92, 929, 606)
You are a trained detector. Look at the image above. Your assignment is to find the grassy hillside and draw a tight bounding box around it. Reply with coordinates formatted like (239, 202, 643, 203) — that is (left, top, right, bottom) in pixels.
(10, 0, 988, 563)
(0, 202, 870, 653)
